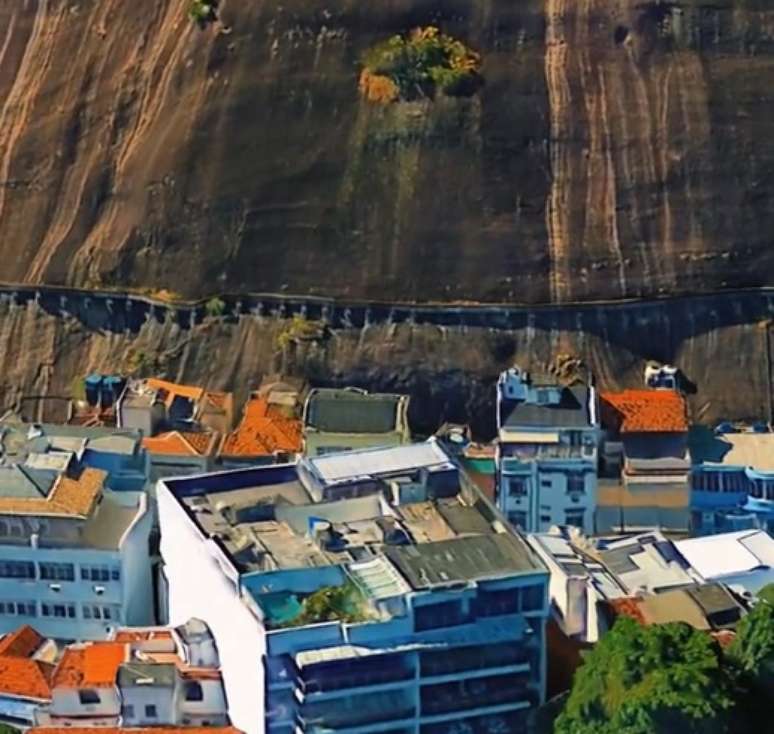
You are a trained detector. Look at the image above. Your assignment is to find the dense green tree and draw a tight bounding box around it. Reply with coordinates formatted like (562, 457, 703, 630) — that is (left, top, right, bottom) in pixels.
(554, 617, 736, 734)
(729, 596, 774, 679)
(756, 582, 774, 607)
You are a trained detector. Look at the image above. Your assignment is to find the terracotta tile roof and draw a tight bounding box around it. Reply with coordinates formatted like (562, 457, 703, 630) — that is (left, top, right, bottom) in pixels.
(220, 396, 302, 457)
(112, 629, 173, 643)
(601, 390, 688, 433)
(0, 626, 53, 700)
(711, 629, 736, 648)
(145, 378, 205, 408)
(53, 643, 126, 688)
(0, 625, 45, 657)
(143, 431, 217, 457)
(0, 467, 105, 518)
(607, 597, 647, 624)
(0, 657, 53, 700)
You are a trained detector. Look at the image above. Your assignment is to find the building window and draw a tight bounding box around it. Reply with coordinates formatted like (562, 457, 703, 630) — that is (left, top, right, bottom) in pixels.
(42, 603, 76, 618)
(474, 588, 519, 617)
(145, 705, 158, 719)
(0, 601, 36, 617)
(565, 511, 585, 528)
(540, 478, 552, 488)
(521, 585, 544, 612)
(82, 604, 119, 621)
(415, 601, 467, 631)
(508, 478, 528, 497)
(567, 473, 586, 494)
(185, 681, 204, 701)
(80, 565, 120, 582)
(79, 689, 101, 705)
(540, 514, 551, 524)
(39, 562, 75, 581)
(0, 561, 35, 579)
(122, 705, 135, 719)
(507, 512, 527, 529)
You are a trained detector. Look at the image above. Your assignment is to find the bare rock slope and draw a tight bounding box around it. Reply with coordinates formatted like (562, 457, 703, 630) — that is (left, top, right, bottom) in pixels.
(2, 0, 774, 303)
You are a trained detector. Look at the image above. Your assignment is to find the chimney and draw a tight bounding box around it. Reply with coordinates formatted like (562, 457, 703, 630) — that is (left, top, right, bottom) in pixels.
(563, 576, 588, 639)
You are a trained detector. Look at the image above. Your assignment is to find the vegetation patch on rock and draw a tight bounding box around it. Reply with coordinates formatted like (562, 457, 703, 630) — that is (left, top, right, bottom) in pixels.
(359, 27, 482, 104)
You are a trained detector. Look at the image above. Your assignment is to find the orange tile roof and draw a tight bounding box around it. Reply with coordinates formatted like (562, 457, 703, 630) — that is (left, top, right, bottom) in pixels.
(0, 467, 105, 518)
(143, 431, 217, 457)
(601, 390, 688, 433)
(220, 396, 302, 457)
(0, 626, 53, 700)
(0, 657, 53, 700)
(53, 643, 126, 688)
(607, 597, 647, 624)
(0, 625, 45, 658)
(29, 729, 242, 734)
(146, 378, 205, 407)
(112, 629, 173, 643)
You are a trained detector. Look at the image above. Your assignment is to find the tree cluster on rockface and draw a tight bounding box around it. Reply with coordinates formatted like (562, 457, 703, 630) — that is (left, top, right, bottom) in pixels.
(555, 586, 774, 734)
(359, 27, 482, 104)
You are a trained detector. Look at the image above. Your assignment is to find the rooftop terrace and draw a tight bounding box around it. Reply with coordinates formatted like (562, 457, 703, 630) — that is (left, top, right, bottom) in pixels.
(304, 388, 405, 434)
(166, 442, 544, 629)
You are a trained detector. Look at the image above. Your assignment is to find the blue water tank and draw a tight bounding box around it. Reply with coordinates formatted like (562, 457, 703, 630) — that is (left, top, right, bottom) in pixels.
(102, 376, 126, 407)
(85, 374, 102, 406)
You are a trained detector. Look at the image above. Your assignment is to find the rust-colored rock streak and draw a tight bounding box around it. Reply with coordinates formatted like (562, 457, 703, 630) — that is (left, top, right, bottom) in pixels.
(1, 1, 774, 303)
(544, 0, 716, 303)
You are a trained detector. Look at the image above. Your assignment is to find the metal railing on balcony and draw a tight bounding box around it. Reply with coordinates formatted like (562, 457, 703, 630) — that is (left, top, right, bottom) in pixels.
(420, 685, 534, 717)
(301, 666, 414, 695)
(420, 646, 529, 677)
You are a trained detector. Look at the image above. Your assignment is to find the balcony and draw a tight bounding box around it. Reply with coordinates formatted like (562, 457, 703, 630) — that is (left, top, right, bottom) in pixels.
(301, 657, 414, 695)
(420, 645, 530, 678)
(298, 705, 416, 731)
(420, 673, 535, 717)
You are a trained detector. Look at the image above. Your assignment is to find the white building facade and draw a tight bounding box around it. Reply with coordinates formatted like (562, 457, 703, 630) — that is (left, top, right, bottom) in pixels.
(0, 469, 153, 640)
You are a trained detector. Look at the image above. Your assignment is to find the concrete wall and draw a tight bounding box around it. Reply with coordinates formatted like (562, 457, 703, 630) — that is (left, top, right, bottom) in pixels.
(157, 480, 266, 734)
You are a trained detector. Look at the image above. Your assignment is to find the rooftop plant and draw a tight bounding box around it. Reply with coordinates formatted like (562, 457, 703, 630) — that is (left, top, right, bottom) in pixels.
(281, 582, 369, 628)
(359, 27, 482, 104)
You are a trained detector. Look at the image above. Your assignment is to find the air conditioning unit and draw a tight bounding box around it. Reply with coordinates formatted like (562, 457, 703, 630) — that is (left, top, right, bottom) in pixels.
(49, 583, 61, 592)
(94, 586, 106, 595)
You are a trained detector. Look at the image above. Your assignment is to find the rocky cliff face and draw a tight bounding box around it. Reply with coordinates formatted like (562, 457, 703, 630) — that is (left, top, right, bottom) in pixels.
(1, 293, 769, 436)
(2, 0, 774, 303)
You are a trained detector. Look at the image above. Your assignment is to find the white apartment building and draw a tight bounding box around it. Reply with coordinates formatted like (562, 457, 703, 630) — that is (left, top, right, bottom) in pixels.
(0, 459, 152, 640)
(158, 440, 550, 734)
(496, 367, 599, 533)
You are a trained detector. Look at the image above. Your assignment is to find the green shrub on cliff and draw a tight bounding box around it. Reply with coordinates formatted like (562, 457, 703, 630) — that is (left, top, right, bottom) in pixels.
(188, 0, 217, 27)
(360, 27, 482, 104)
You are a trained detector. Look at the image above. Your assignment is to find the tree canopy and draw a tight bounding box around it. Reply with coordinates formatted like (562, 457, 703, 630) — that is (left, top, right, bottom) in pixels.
(554, 617, 737, 734)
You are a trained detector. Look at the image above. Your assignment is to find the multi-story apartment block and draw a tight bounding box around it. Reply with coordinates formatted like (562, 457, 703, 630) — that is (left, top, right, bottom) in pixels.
(496, 367, 598, 533)
(0, 455, 152, 639)
(157, 440, 549, 734)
